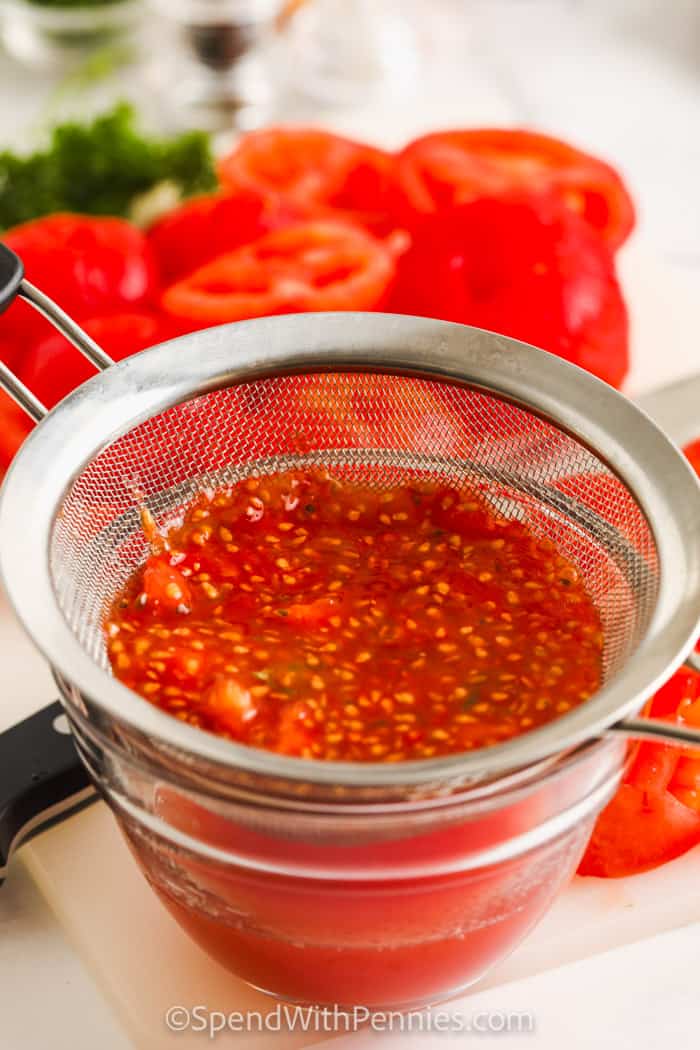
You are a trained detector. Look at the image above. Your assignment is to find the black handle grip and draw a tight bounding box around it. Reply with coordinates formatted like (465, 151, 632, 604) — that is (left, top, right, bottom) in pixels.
(0, 701, 96, 884)
(0, 242, 24, 316)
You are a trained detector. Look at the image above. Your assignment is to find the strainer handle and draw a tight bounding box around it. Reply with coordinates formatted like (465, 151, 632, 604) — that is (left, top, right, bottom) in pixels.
(0, 241, 114, 422)
(608, 718, 700, 748)
(611, 654, 700, 746)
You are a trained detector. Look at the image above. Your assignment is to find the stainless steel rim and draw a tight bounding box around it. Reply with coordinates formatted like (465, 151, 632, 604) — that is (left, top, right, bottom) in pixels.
(2, 312, 700, 788)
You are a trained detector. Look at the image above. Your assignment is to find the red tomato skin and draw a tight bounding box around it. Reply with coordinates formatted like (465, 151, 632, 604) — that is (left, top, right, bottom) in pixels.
(19, 311, 181, 409)
(0, 336, 25, 372)
(147, 191, 283, 283)
(392, 128, 635, 249)
(0, 215, 160, 358)
(389, 194, 629, 388)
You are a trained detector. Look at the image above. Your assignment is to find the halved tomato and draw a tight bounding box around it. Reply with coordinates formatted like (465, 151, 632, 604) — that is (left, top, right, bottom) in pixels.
(389, 193, 629, 388)
(160, 221, 396, 325)
(392, 128, 635, 249)
(217, 127, 395, 234)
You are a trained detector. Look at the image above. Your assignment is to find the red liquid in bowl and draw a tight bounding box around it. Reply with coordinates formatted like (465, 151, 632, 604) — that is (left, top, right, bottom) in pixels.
(142, 827, 590, 1007)
(154, 831, 591, 1003)
(117, 742, 615, 1007)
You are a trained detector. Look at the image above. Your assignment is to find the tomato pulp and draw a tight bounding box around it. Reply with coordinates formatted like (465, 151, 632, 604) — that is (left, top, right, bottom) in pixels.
(105, 469, 603, 761)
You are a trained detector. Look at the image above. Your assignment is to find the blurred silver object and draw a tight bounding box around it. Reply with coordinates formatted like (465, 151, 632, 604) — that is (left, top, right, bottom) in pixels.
(146, 0, 278, 131)
(274, 0, 420, 108)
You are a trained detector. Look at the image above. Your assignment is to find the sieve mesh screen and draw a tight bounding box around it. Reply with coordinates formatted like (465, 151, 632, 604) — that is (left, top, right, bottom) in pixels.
(49, 372, 659, 687)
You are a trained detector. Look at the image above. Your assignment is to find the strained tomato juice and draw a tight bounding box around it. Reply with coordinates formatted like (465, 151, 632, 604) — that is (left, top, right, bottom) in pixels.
(105, 468, 604, 1005)
(105, 469, 602, 757)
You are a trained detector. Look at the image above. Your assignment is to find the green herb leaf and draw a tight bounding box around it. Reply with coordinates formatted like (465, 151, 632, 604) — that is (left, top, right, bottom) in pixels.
(0, 102, 216, 231)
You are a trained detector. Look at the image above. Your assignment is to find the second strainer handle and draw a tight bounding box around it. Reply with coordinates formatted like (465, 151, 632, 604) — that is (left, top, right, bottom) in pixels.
(608, 714, 700, 748)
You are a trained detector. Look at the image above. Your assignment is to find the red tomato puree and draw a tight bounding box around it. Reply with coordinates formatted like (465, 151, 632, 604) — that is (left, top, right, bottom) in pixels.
(105, 468, 602, 758)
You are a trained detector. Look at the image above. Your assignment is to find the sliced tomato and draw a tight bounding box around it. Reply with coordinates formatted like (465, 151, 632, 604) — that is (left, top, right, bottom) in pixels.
(217, 127, 395, 234)
(147, 191, 279, 283)
(392, 128, 635, 249)
(579, 666, 700, 877)
(0, 390, 33, 474)
(578, 783, 700, 878)
(19, 311, 182, 409)
(0, 215, 160, 358)
(389, 193, 629, 388)
(161, 221, 396, 325)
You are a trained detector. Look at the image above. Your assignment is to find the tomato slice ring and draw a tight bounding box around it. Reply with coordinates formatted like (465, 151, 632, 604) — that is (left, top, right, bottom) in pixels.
(393, 128, 635, 249)
(161, 221, 396, 324)
(217, 127, 395, 233)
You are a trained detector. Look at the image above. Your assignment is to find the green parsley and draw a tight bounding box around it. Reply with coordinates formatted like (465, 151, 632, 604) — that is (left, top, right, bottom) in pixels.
(0, 102, 216, 230)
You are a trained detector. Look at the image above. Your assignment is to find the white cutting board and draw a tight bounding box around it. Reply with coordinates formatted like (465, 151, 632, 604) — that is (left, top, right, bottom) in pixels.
(2, 243, 700, 1050)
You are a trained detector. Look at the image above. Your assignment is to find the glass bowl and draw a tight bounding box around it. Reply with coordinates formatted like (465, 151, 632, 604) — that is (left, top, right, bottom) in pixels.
(67, 686, 624, 1008)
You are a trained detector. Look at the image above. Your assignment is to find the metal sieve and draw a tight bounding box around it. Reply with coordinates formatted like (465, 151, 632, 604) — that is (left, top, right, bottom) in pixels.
(1, 240, 700, 807)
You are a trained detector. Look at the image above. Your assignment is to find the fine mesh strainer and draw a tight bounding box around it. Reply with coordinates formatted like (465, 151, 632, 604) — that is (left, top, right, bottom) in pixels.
(1, 237, 700, 853)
